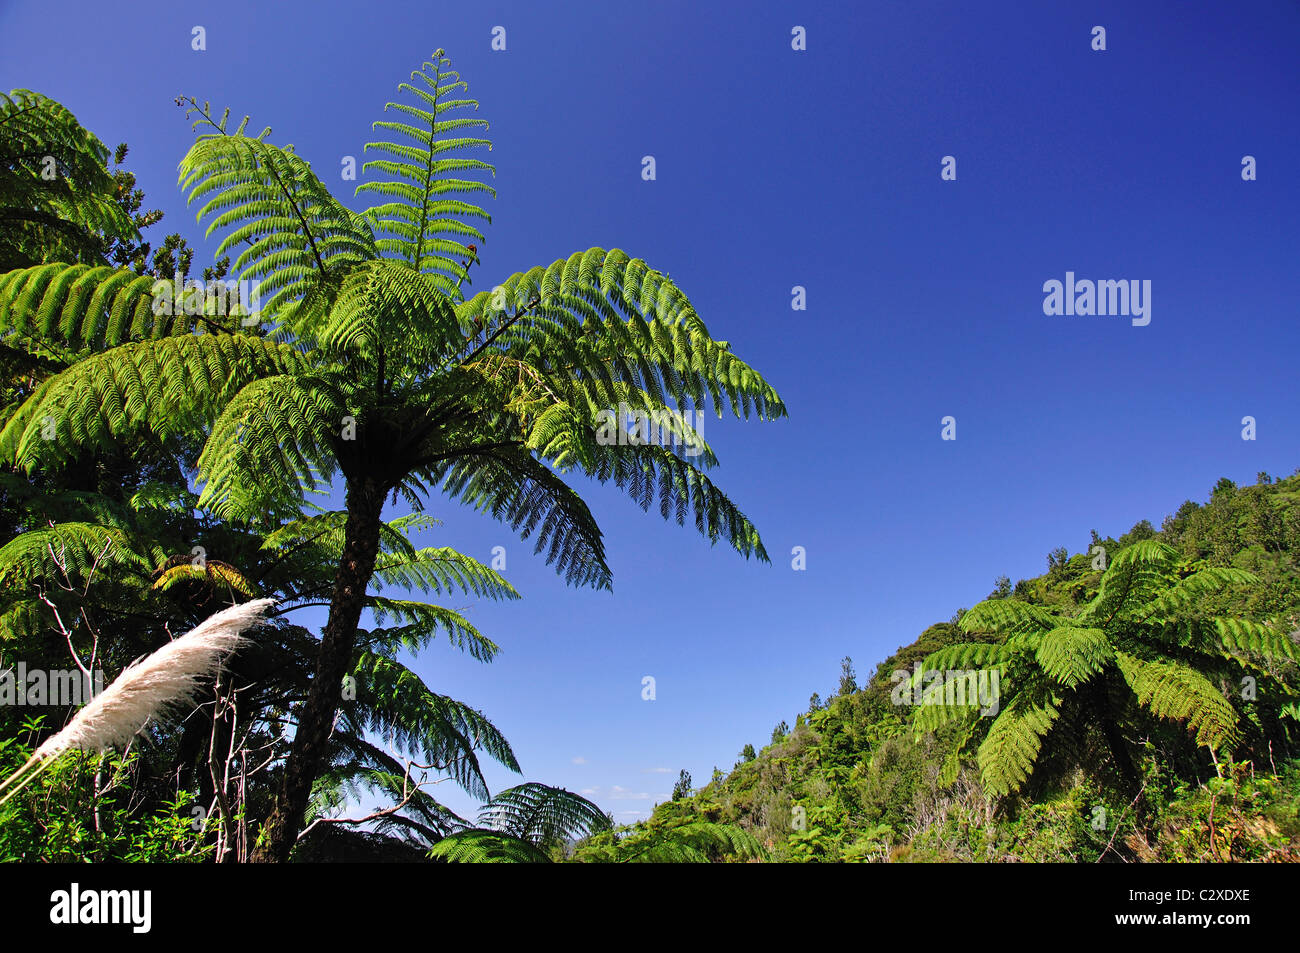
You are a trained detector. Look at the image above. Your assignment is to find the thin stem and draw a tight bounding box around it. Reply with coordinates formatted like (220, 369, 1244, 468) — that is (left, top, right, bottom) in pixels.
(0, 756, 54, 809)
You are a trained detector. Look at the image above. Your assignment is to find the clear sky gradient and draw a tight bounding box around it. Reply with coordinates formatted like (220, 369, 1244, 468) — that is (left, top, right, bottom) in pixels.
(2, 0, 1297, 822)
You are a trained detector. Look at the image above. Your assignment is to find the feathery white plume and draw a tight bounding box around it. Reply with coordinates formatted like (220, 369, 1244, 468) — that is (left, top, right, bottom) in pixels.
(31, 598, 275, 762)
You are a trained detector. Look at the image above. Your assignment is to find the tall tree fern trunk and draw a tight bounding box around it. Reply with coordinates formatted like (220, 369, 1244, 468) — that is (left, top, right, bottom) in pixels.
(1101, 717, 1139, 785)
(251, 477, 385, 862)
(1092, 681, 1139, 786)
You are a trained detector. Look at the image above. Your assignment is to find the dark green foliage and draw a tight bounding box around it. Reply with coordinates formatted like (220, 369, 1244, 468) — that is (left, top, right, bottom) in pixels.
(672, 769, 692, 801)
(570, 814, 763, 863)
(837, 656, 858, 696)
(0, 90, 136, 271)
(0, 719, 212, 862)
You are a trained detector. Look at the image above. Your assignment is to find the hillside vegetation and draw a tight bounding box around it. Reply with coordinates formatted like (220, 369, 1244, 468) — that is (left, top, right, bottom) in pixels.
(581, 473, 1300, 862)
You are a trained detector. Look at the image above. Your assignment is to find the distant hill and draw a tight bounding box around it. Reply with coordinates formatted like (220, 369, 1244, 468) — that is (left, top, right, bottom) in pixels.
(582, 471, 1300, 862)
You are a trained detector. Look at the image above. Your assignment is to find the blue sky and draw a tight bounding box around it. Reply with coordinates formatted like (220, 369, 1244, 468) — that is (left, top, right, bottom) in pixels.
(3, 0, 1298, 823)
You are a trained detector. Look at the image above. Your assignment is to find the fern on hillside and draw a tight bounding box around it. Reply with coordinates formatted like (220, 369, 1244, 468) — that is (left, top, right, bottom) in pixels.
(915, 539, 1299, 798)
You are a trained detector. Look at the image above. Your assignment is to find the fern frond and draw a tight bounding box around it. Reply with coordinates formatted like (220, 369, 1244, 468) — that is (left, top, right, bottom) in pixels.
(912, 693, 983, 734)
(178, 120, 374, 320)
(1078, 540, 1179, 624)
(310, 740, 466, 844)
(938, 722, 978, 788)
(458, 248, 786, 421)
(918, 642, 1014, 671)
(0, 521, 150, 588)
(958, 599, 1062, 638)
(422, 445, 611, 589)
(151, 561, 257, 599)
(1034, 626, 1113, 689)
(1211, 618, 1300, 663)
(478, 782, 610, 847)
(0, 333, 310, 471)
(359, 51, 495, 297)
(260, 511, 429, 561)
(910, 643, 1010, 733)
(1135, 567, 1260, 623)
(427, 830, 550, 863)
(976, 689, 1061, 796)
(588, 441, 768, 561)
(371, 547, 517, 601)
(129, 481, 200, 515)
(1114, 651, 1239, 750)
(365, 597, 499, 662)
(287, 261, 464, 381)
(347, 651, 519, 800)
(195, 373, 343, 520)
(0, 598, 47, 640)
(0, 264, 194, 353)
(614, 820, 764, 863)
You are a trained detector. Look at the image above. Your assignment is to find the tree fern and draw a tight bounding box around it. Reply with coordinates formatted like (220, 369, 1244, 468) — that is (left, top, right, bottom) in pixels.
(2, 51, 787, 861)
(478, 782, 611, 847)
(918, 540, 1294, 797)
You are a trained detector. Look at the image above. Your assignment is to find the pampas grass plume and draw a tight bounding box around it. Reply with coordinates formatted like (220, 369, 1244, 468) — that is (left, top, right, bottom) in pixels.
(31, 598, 275, 762)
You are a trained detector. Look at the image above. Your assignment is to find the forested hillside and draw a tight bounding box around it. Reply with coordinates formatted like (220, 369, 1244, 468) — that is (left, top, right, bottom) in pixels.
(593, 473, 1300, 862)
